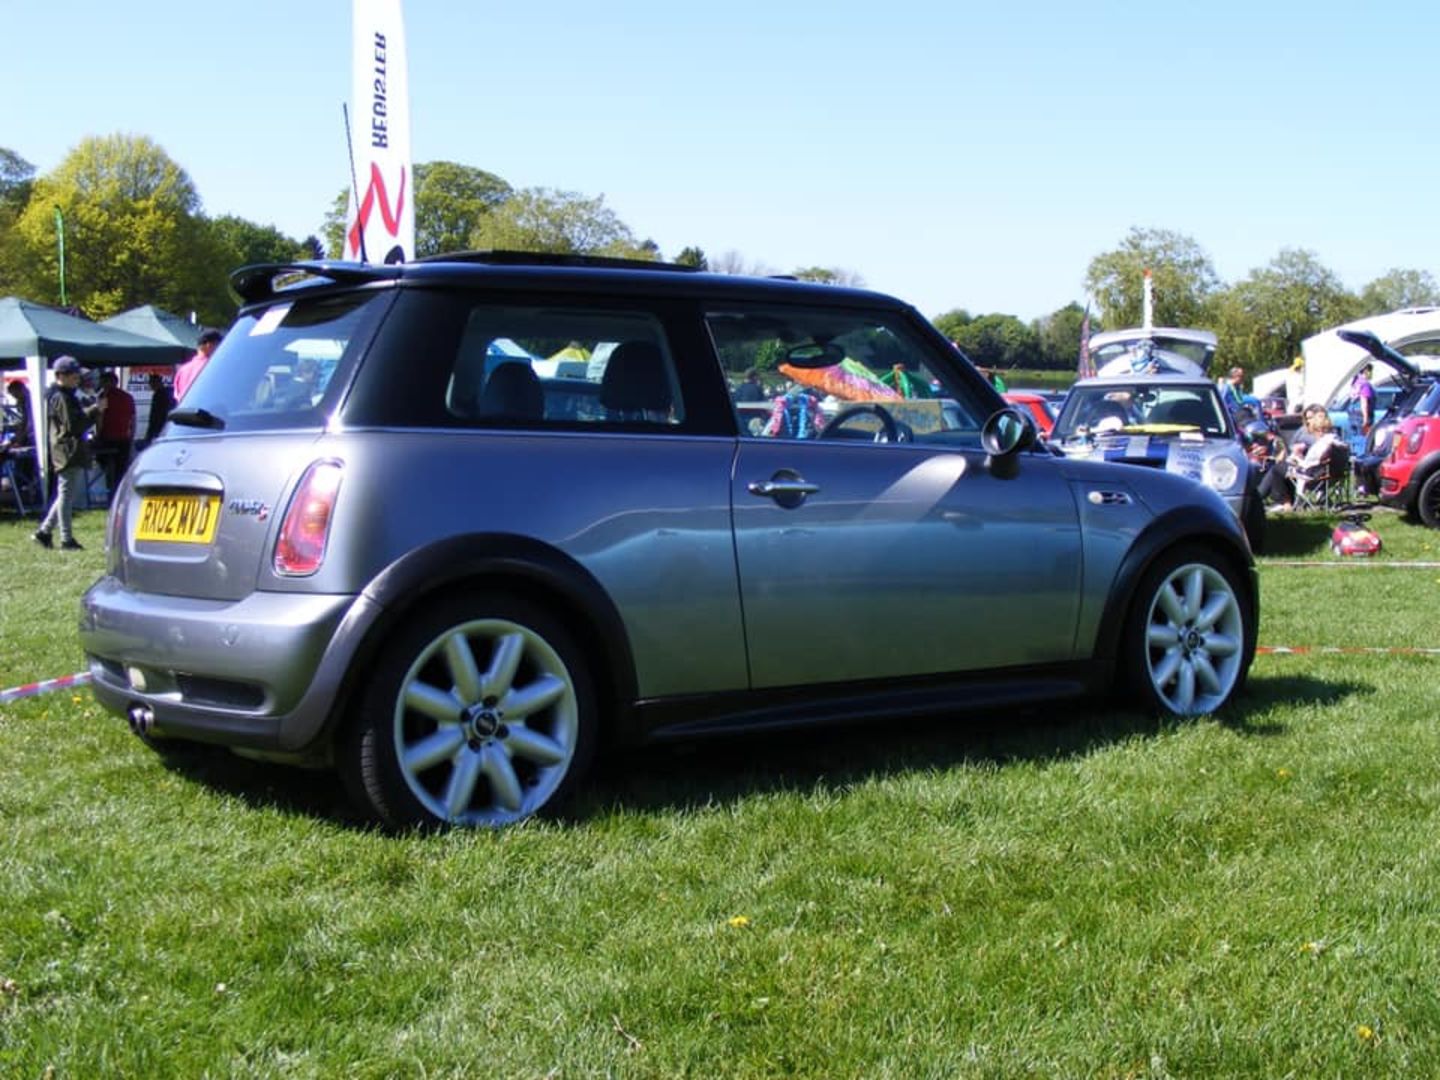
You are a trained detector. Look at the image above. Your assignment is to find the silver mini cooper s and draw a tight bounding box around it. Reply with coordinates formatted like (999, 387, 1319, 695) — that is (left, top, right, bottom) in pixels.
(80, 254, 1258, 829)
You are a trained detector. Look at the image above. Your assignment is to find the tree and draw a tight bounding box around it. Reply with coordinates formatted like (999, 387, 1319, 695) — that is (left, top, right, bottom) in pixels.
(320, 188, 349, 260)
(1033, 302, 1091, 371)
(948, 313, 1040, 371)
(1210, 248, 1361, 375)
(931, 309, 973, 342)
(209, 214, 305, 269)
(674, 245, 708, 270)
(1083, 227, 1221, 329)
(710, 250, 778, 277)
(1359, 268, 1440, 316)
(0, 147, 36, 293)
(13, 134, 230, 322)
(790, 266, 865, 287)
(413, 161, 511, 256)
(469, 187, 651, 258)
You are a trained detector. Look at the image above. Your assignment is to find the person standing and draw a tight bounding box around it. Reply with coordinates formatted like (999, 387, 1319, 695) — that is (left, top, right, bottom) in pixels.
(33, 356, 105, 551)
(1285, 356, 1305, 413)
(94, 371, 136, 498)
(173, 329, 223, 401)
(1351, 362, 1376, 436)
(1218, 367, 1246, 414)
(142, 372, 175, 446)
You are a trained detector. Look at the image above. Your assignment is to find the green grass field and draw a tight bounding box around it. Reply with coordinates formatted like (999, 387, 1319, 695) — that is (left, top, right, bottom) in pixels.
(3, 507, 1439, 1077)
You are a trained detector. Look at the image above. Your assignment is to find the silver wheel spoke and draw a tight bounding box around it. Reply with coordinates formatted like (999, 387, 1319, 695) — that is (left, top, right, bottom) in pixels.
(1157, 584, 1185, 625)
(443, 750, 484, 819)
(504, 674, 567, 720)
(1148, 624, 1180, 648)
(1193, 653, 1222, 695)
(402, 726, 465, 773)
(1152, 648, 1182, 689)
(1204, 632, 1241, 658)
(1174, 660, 1196, 712)
(1182, 569, 1204, 622)
(481, 746, 524, 812)
(443, 631, 484, 703)
(504, 725, 568, 766)
(405, 681, 463, 724)
(1196, 593, 1233, 631)
(480, 633, 526, 700)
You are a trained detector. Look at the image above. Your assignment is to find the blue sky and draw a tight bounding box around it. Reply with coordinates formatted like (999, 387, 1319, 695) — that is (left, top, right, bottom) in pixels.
(8, 0, 1437, 321)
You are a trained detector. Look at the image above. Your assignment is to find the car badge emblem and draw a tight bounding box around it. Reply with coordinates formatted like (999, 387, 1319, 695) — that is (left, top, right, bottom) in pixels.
(173, 448, 190, 467)
(227, 498, 271, 522)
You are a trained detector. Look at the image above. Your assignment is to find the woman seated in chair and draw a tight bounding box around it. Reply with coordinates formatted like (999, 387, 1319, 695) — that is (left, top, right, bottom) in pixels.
(1259, 411, 1338, 512)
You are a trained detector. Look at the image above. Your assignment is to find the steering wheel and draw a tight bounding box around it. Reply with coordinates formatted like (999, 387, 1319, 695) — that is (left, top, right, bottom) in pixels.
(820, 403, 902, 443)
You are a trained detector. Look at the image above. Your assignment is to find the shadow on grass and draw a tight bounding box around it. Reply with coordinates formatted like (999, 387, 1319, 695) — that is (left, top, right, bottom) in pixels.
(149, 671, 1368, 830)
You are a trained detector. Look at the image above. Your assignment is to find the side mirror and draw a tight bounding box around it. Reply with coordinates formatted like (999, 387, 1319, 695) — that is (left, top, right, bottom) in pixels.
(981, 407, 1035, 477)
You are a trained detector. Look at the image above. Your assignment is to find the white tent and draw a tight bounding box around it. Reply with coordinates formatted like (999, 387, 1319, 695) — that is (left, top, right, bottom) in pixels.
(1300, 307, 1440, 407)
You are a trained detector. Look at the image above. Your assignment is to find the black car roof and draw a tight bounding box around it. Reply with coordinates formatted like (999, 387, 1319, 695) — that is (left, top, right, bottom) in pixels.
(231, 252, 907, 313)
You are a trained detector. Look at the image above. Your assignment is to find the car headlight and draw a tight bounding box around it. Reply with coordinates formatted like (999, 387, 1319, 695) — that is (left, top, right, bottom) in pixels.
(1204, 454, 1241, 493)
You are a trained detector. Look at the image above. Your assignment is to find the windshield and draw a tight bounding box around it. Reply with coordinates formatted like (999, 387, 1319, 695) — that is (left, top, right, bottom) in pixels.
(1054, 383, 1232, 441)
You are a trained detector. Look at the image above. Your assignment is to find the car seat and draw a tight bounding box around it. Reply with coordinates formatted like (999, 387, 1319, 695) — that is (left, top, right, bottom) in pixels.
(478, 362, 545, 421)
(600, 342, 672, 421)
(1149, 398, 1213, 428)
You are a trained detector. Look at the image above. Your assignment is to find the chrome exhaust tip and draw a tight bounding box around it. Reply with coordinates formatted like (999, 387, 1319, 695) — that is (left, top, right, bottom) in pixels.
(126, 703, 155, 736)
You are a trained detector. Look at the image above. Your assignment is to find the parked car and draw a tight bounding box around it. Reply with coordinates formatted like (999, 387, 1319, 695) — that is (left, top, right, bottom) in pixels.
(1002, 390, 1056, 436)
(1050, 374, 1266, 551)
(80, 254, 1258, 829)
(1378, 382, 1440, 525)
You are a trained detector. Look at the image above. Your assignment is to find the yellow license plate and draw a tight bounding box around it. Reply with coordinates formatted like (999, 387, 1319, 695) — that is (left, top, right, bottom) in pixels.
(136, 494, 220, 544)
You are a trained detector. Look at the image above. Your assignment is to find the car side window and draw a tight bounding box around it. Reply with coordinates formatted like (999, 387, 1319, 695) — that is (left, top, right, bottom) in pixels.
(343, 291, 688, 430)
(704, 305, 986, 443)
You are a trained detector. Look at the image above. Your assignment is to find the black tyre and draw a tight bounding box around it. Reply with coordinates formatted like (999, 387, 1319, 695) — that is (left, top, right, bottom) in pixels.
(1418, 471, 1440, 529)
(1120, 545, 1253, 716)
(341, 592, 597, 829)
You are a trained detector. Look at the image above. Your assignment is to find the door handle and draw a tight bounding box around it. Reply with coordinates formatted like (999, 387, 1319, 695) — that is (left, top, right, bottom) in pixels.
(748, 479, 820, 498)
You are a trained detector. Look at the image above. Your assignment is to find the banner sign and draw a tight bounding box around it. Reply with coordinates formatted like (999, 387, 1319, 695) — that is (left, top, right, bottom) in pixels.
(344, 0, 414, 264)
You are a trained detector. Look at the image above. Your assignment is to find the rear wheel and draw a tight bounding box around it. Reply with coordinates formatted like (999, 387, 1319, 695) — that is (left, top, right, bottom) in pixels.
(1418, 471, 1440, 528)
(1121, 546, 1252, 716)
(341, 593, 596, 829)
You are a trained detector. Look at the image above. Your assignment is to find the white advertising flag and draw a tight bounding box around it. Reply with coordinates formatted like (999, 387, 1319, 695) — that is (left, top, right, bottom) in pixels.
(344, 0, 414, 263)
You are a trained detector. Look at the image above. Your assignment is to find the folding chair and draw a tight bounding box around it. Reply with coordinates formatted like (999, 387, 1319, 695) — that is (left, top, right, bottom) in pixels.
(1292, 441, 1351, 511)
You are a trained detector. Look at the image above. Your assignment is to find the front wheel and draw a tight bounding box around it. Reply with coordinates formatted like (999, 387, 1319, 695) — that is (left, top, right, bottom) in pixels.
(1418, 471, 1440, 529)
(341, 593, 597, 829)
(1121, 546, 1253, 716)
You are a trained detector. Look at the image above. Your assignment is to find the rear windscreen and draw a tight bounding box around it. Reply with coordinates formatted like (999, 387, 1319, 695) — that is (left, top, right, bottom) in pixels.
(170, 290, 393, 433)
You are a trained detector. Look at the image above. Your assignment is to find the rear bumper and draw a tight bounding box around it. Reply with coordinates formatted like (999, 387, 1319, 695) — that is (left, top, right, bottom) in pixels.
(79, 577, 371, 753)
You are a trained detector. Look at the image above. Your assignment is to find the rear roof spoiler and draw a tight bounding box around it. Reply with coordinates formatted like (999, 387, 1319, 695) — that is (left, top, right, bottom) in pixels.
(229, 261, 401, 306)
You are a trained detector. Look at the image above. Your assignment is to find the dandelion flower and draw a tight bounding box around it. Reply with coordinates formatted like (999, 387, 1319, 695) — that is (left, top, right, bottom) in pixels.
(726, 915, 751, 929)
(1276, 768, 1292, 780)
(1356, 1024, 1375, 1042)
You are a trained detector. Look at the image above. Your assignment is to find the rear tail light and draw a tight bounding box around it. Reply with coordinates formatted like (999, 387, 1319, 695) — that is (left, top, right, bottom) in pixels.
(274, 460, 343, 576)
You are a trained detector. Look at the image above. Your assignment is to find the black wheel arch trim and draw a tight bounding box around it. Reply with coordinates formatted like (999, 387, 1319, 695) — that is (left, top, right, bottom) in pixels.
(300, 533, 639, 751)
(1088, 506, 1258, 689)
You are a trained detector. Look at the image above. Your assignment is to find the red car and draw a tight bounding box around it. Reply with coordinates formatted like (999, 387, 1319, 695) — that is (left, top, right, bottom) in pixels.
(1002, 391, 1056, 436)
(1379, 395, 1440, 526)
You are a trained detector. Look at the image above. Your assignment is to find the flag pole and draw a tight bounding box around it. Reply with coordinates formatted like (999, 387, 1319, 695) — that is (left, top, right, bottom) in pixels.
(341, 103, 367, 263)
(53, 206, 67, 306)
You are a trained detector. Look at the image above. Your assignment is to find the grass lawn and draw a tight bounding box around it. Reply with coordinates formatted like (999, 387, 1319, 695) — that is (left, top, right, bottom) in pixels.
(3, 507, 1440, 1077)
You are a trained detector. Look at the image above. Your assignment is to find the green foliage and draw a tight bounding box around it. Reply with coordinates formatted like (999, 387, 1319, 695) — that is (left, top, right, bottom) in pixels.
(674, 245, 708, 269)
(1359, 268, 1440, 316)
(948, 312, 1040, 371)
(1084, 226, 1221, 329)
(0, 147, 34, 215)
(320, 188, 349, 260)
(208, 214, 304, 270)
(790, 266, 864, 286)
(1212, 249, 1363, 376)
(931, 308, 972, 342)
(9, 134, 230, 323)
(469, 186, 652, 259)
(1033, 301, 1091, 371)
(413, 160, 511, 257)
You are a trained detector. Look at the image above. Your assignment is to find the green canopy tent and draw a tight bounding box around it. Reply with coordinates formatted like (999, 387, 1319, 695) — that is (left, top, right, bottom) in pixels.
(100, 304, 203, 350)
(1, 296, 192, 509)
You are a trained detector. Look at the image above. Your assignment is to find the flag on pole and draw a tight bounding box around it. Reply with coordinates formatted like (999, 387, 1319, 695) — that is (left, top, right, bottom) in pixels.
(1141, 267, 1154, 330)
(344, 0, 414, 264)
(1077, 305, 1094, 379)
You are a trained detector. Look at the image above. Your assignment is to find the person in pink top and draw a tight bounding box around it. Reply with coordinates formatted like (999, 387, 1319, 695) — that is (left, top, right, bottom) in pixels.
(174, 330, 223, 401)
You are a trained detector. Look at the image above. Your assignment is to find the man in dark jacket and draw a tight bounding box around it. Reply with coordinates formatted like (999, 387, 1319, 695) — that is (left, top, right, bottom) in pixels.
(33, 356, 105, 551)
(142, 372, 175, 446)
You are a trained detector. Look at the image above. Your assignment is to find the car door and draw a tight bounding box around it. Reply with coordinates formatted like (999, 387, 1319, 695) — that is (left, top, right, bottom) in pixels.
(709, 304, 1083, 690)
